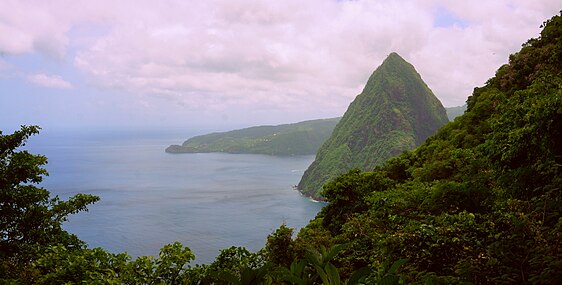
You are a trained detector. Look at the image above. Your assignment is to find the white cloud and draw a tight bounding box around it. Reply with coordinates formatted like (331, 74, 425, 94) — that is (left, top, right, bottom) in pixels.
(72, 0, 436, 113)
(70, 0, 560, 110)
(0, 1, 71, 58)
(27, 73, 72, 89)
(2, 0, 561, 124)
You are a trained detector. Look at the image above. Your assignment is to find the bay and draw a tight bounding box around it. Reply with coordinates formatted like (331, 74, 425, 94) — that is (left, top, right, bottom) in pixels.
(27, 130, 323, 264)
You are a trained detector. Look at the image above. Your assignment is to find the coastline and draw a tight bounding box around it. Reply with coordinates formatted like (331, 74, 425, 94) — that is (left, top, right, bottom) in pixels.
(292, 185, 327, 204)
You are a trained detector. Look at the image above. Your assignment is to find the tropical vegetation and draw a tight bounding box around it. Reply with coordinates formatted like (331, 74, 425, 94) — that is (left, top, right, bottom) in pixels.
(2, 11, 562, 285)
(166, 118, 339, 156)
(298, 52, 448, 198)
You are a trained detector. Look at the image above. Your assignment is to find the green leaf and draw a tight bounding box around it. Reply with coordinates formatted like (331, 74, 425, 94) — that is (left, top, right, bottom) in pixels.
(324, 244, 347, 264)
(314, 264, 329, 285)
(388, 258, 408, 274)
(325, 262, 341, 285)
(345, 266, 371, 285)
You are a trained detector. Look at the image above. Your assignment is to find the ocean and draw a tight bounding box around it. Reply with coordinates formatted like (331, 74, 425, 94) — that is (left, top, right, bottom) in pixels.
(26, 129, 324, 264)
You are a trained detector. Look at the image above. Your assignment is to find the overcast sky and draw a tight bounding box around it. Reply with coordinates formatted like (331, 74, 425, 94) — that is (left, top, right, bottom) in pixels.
(1, 0, 560, 132)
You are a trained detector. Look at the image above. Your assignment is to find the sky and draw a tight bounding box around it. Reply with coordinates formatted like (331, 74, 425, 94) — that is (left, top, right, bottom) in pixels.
(1, 0, 560, 133)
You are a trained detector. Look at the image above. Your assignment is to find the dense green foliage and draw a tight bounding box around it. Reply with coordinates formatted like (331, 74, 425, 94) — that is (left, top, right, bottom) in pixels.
(295, 12, 562, 283)
(3, 11, 562, 285)
(298, 53, 448, 198)
(0, 126, 99, 281)
(0, 126, 405, 284)
(166, 118, 339, 156)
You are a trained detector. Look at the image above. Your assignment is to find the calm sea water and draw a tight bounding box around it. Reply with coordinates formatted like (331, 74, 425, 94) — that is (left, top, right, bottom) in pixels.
(26, 130, 323, 264)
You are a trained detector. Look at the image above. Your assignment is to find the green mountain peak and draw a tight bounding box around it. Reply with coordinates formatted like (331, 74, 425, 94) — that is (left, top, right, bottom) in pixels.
(383, 51, 406, 64)
(298, 52, 448, 198)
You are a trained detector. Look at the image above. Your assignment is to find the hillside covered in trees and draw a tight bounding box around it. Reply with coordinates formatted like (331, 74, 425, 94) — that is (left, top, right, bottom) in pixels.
(291, 12, 562, 283)
(1, 11, 562, 285)
(166, 118, 339, 156)
(298, 52, 448, 198)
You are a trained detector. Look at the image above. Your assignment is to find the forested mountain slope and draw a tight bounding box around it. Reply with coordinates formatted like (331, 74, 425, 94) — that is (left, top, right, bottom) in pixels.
(166, 118, 339, 156)
(4, 11, 562, 285)
(298, 53, 448, 198)
(294, 12, 562, 283)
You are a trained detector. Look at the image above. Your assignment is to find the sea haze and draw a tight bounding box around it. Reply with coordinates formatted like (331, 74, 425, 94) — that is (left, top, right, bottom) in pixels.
(26, 129, 323, 264)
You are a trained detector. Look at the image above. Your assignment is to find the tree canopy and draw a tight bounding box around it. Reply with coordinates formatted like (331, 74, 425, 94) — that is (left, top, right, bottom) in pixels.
(298, 11, 562, 283)
(0, 125, 99, 280)
(2, 11, 562, 285)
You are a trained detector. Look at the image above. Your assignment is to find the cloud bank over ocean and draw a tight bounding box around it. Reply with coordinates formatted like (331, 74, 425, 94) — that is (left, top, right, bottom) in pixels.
(1, 0, 559, 130)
